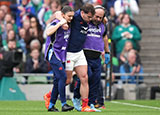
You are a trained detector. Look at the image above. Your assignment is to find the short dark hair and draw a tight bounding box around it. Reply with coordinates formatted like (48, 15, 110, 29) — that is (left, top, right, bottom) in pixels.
(80, 4, 95, 16)
(61, 5, 74, 14)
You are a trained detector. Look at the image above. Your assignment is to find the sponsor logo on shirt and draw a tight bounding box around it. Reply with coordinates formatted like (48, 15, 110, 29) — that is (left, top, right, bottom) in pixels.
(80, 26, 88, 34)
(64, 31, 70, 41)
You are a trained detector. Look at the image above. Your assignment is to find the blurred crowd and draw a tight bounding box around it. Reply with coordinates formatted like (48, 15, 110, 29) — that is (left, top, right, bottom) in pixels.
(0, 0, 142, 83)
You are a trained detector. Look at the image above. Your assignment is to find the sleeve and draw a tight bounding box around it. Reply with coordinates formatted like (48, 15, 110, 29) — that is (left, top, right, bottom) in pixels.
(114, 1, 124, 16)
(25, 58, 34, 73)
(120, 65, 126, 81)
(37, 60, 49, 73)
(130, 0, 139, 15)
(132, 25, 141, 41)
(37, 7, 46, 27)
(112, 26, 123, 41)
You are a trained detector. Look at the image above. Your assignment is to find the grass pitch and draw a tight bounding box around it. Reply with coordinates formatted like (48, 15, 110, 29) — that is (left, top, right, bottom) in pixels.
(0, 100, 160, 115)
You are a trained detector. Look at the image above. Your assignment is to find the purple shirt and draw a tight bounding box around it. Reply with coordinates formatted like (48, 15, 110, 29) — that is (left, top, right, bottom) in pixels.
(44, 19, 70, 62)
(83, 22, 105, 52)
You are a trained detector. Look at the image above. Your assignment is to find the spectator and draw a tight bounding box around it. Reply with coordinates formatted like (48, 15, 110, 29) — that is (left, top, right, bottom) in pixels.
(115, 12, 123, 25)
(3, 13, 18, 33)
(116, 13, 142, 33)
(22, 19, 30, 31)
(118, 50, 147, 99)
(107, 7, 117, 38)
(2, 29, 20, 50)
(29, 39, 41, 52)
(27, 16, 44, 52)
(74, 0, 83, 11)
(119, 41, 133, 64)
(18, 28, 27, 54)
(44, 0, 61, 24)
(62, 0, 74, 8)
(29, 0, 43, 16)
(1, 22, 13, 40)
(103, 0, 116, 12)
(114, 0, 139, 19)
(25, 48, 48, 73)
(37, 0, 51, 28)
(10, 0, 35, 28)
(112, 13, 141, 58)
(0, 4, 9, 13)
(120, 50, 143, 84)
(0, 39, 23, 78)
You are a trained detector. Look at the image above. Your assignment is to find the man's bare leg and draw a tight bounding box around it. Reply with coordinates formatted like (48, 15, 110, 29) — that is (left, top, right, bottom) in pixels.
(75, 65, 89, 99)
(66, 70, 73, 85)
(75, 65, 89, 109)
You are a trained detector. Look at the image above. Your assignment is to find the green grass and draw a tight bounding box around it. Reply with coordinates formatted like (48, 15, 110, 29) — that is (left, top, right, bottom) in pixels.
(0, 100, 160, 115)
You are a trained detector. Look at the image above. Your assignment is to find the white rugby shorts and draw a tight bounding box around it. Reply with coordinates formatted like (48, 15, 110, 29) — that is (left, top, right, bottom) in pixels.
(65, 50, 87, 71)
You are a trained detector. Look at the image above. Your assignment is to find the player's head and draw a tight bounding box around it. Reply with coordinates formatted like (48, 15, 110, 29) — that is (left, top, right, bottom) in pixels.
(92, 5, 106, 25)
(80, 4, 95, 23)
(61, 5, 74, 23)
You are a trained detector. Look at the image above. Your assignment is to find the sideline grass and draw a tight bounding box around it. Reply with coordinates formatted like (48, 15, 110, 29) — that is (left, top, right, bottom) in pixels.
(0, 100, 159, 115)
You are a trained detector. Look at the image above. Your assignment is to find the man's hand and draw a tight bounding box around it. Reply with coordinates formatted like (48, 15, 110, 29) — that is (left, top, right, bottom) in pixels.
(103, 17, 108, 24)
(59, 18, 67, 26)
(54, 11, 63, 20)
(33, 60, 39, 69)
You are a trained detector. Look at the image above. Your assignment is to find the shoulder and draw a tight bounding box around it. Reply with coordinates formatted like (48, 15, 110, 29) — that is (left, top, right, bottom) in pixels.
(114, 25, 123, 31)
(74, 10, 80, 17)
(74, 10, 82, 21)
(100, 22, 105, 28)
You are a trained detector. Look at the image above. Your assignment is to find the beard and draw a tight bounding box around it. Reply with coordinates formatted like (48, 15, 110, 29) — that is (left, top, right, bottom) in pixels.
(93, 20, 101, 25)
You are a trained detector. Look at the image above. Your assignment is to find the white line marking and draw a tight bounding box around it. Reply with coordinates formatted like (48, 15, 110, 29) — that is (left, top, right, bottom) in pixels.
(111, 101, 160, 110)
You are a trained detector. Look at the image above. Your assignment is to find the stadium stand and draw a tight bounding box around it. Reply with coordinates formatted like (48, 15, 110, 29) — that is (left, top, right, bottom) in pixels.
(134, 0, 160, 99)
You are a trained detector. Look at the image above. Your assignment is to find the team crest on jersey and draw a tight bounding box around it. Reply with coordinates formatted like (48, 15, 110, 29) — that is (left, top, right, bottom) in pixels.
(119, 28, 122, 31)
(129, 27, 134, 31)
(80, 22, 83, 24)
(64, 31, 70, 41)
(59, 67, 63, 70)
(67, 60, 71, 63)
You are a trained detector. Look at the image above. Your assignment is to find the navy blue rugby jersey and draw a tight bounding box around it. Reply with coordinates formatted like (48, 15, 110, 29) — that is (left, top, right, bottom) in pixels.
(67, 9, 89, 52)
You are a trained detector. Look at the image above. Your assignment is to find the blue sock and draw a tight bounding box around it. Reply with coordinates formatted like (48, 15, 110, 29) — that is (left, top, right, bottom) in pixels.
(61, 102, 66, 107)
(49, 102, 55, 109)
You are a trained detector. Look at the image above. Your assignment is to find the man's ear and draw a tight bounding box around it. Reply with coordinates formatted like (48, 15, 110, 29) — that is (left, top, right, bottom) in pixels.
(81, 11, 84, 17)
(103, 17, 108, 24)
(61, 13, 65, 18)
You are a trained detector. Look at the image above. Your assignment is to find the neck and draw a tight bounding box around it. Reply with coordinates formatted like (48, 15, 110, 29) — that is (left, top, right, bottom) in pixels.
(122, 23, 129, 27)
